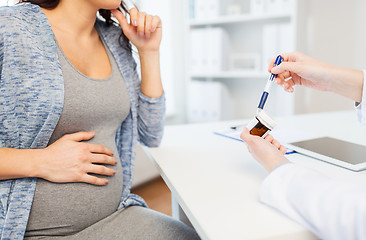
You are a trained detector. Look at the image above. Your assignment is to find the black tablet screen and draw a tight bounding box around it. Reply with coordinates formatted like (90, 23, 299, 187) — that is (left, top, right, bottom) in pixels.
(291, 137, 366, 165)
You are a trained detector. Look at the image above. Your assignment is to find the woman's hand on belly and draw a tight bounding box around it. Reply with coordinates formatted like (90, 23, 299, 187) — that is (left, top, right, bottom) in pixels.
(36, 131, 117, 185)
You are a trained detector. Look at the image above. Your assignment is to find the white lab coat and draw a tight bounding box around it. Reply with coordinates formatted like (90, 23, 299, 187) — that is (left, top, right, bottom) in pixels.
(260, 70, 366, 240)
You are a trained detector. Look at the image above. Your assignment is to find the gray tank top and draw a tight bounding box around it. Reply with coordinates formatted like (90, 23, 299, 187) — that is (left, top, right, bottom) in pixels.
(25, 37, 130, 237)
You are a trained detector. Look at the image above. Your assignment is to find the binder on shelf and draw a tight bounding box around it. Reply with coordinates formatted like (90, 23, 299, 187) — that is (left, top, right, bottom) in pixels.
(193, 0, 221, 20)
(262, 22, 294, 116)
(187, 80, 234, 123)
(278, 23, 294, 53)
(190, 27, 230, 73)
(265, 0, 282, 14)
(263, 0, 294, 14)
(207, 27, 230, 72)
(189, 0, 195, 19)
(206, 0, 221, 19)
(262, 23, 279, 71)
(250, 0, 265, 15)
(262, 22, 293, 71)
(189, 29, 203, 72)
(280, 0, 294, 14)
(190, 28, 206, 73)
(193, 0, 204, 20)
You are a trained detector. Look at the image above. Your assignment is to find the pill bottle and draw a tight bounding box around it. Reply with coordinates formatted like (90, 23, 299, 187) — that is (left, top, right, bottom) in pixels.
(247, 109, 277, 137)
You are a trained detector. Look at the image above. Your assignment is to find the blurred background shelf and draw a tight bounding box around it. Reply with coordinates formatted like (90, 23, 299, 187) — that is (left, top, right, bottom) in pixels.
(185, 0, 299, 122)
(191, 71, 267, 79)
(189, 13, 291, 27)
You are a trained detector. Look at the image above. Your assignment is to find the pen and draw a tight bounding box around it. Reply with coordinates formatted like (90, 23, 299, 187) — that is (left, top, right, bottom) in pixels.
(257, 55, 283, 111)
(230, 124, 247, 130)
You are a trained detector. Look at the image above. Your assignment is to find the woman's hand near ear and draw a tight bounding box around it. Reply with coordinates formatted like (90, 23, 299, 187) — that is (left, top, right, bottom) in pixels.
(111, 8, 162, 54)
(111, 8, 164, 98)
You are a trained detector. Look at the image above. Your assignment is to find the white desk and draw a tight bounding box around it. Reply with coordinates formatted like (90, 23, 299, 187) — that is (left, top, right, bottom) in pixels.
(145, 111, 366, 240)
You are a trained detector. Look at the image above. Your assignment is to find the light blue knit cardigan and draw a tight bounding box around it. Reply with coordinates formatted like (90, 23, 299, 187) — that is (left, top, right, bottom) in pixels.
(0, 3, 165, 239)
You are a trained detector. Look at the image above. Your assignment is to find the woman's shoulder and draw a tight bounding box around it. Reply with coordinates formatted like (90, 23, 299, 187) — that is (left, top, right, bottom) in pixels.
(0, 3, 40, 28)
(0, 5, 17, 25)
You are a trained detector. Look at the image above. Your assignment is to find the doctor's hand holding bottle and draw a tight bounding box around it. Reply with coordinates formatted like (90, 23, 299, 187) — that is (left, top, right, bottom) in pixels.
(240, 51, 366, 240)
(241, 51, 364, 172)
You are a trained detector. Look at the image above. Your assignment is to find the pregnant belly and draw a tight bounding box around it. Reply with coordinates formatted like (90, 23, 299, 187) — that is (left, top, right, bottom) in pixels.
(25, 162, 123, 237)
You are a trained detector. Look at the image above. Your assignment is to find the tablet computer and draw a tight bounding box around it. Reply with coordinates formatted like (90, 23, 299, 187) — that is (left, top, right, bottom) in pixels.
(286, 137, 366, 171)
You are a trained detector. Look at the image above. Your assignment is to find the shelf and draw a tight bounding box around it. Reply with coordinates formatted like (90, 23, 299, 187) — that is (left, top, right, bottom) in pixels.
(191, 71, 268, 79)
(189, 13, 292, 27)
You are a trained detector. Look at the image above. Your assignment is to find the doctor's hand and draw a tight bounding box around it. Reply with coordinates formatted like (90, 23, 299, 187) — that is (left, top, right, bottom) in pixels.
(111, 8, 162, 54)
(268, 52, 363, 102)
(240, 128, 289, 172)
(268, 52, 336, 93)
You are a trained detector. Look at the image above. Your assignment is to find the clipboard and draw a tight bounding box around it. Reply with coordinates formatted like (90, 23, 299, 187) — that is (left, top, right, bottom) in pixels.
(213, 124, 318, 155)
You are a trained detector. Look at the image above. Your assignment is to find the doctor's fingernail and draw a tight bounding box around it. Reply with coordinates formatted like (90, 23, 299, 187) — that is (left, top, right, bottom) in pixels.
(145, 33, 150, 39)
(133, 20, 138, 26)
(151, 26, 156, 32)
(271, 67, 278, 73)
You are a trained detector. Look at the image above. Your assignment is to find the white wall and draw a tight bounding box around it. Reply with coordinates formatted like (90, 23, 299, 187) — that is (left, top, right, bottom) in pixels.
(133, 0, 186, 123)
(294, 0, 366, 114)
(131, 0, 366, 121)
(0, 0, 17, 6)
(352, 0, 366, 70)
(130, 0, 187, 186)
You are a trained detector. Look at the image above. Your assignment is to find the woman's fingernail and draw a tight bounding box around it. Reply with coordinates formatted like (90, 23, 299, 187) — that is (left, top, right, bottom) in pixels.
(151, 26, 156, 32)
(145, 33, 150, 39)
(133, 20, 138, 26)
(139, 32, 144, 38)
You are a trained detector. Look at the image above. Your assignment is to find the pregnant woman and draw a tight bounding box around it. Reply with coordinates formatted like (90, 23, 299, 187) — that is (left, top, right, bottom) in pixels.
(0, 0, 199, 239)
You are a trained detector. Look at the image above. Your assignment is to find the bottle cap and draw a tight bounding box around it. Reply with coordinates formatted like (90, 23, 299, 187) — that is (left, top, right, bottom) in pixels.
(256, 109, 277, 130)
